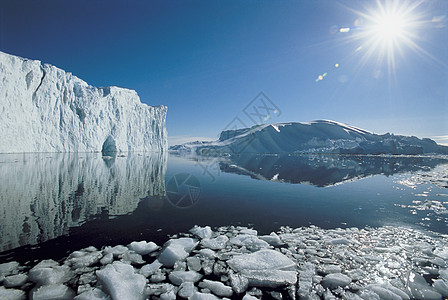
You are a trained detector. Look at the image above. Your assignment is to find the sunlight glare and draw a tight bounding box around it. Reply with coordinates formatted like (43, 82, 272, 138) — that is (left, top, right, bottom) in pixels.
(348, 0, 426, 76)
(373, 13, 406, 41)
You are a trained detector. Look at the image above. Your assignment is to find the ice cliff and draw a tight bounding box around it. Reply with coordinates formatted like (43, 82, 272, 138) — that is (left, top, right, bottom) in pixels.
(0, 51, 167, 153)
(173, 120, 447, 155)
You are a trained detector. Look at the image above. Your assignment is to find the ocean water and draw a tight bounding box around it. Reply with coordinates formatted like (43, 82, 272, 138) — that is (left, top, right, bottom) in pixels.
(0, 152, 447, 264)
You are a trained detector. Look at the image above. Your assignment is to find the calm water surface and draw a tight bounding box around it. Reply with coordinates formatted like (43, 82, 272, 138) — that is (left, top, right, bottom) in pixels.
(0, 152, 447, 264)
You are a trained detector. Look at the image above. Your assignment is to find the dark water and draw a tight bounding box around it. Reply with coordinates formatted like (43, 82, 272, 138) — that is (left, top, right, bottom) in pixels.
(0, 152, 447, 264)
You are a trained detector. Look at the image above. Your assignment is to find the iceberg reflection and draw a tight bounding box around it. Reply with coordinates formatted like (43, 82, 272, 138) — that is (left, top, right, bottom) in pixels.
(0, 152, 166, 252)
(219, 154, 448, 187)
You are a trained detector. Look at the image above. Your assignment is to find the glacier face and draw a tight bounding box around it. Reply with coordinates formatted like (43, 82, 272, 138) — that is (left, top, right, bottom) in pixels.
(172, 120, 448, 155)
(0, 51, 167, 153)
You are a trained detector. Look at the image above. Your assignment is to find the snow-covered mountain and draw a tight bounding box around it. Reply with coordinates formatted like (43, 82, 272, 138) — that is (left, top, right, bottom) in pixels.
(0, 51, 167, 153)
(172, 120, 447, 155)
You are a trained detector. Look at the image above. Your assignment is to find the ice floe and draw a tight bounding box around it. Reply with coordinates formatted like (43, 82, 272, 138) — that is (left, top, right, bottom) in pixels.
(0, 224, 447, 299)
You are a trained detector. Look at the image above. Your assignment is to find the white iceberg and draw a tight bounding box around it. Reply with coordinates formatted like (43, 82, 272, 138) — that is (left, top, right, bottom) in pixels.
(0, 51, 167, 154)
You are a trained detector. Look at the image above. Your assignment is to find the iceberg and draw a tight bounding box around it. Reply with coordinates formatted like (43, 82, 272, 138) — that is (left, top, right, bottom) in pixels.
(0, 51, 167, 153)
(171, 120, 447, 155)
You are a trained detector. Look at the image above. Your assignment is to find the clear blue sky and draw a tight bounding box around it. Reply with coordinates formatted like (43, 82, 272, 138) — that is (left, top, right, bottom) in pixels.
(1, 0, 447, 145)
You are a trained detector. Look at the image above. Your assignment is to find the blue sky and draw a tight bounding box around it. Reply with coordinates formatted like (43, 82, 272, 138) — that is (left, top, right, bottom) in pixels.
(1, 0, 447, 145)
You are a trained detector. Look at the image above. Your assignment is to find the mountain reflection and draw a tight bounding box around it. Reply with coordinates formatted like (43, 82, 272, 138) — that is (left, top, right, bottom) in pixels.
(219, 154, 448, 187)
(0, 152, 166, 252)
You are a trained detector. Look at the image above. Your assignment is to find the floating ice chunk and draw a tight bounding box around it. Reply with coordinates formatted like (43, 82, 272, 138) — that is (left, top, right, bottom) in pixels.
(199, 279, 233, 297)
(201, 259, 214, 276)
(3, 273, 27, 288)
(146, 283, 177, 297)
(150, 271, 167, 283)
(0, 261, 19, 278)
(178, 282, 196, 298)
(160, 289, 177, 300)
(67, 251, 102, 268)
(242, 293, 259, 300)
(187, 256, 202, 272)
(140, 260, 163, 277)
(190, 226, 213, 239)
(166, 238, 198, 252)
(434, 247, 448, 260)
(198, 249, 216, 258)
(100, 253, 114, 265)
(96, 261, 146, 300)
(104, 245, 128, 257)
(229, 272, 249, 294)
(364, 285, 404, 300)
(229, 235, 270, 251)
(28, 262, 73, 285)
(189, 291, 221, 300)
(201, 235, 229, 250)
(239, 228, 257, 235)
(168, 270, 202, 286)
(158, 238, 198, 267)
(158, 245, 189, 267)
(326, 238, 350, 245)
(433, 279, 448, 297)
(0, 286, 25, 300)
(241, 269, 297, 288)
(128, 241, 159, 255)
(321, 273, 352, 289)
(227, 249, 296, 272)
(74, 287, 109, 300)
(319, 264, 342, 275)
(30, 284, 75, 300)
(298, 262, 315, 298)
(121, 251, 145, 265)
(259, 233, 284, 247)
(405, 271, 442, 300)
(440, 269, 448, 281)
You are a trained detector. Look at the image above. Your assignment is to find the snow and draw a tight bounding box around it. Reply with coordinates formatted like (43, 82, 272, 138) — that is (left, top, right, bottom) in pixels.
(96, 261, 146, 300)
(171, 120, 447, 155)
(0, 51, 167, 153)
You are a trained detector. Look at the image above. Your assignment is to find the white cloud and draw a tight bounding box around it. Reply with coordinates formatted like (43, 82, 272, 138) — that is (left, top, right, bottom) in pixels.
(431, 135, 448, 146)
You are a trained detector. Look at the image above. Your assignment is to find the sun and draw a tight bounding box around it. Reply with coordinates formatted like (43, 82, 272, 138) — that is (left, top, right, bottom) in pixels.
(372, 13, 406, 42)
(348, 0, 426, 74)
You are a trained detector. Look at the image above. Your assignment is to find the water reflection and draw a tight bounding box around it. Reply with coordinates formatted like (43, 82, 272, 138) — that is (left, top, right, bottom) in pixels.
(218, 154, 448, 187)
(0, 152, 166, 252)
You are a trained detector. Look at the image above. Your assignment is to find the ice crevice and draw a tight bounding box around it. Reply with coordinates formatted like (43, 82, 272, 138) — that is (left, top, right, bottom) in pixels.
(32, 65, 46, 102)
(0, 224, 447, 299)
